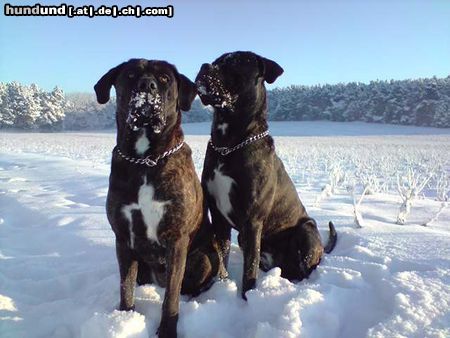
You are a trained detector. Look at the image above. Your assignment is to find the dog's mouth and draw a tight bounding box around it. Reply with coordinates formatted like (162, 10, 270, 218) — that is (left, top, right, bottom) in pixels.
(195, 72, 237, 110)
(126, 91, 165, 133)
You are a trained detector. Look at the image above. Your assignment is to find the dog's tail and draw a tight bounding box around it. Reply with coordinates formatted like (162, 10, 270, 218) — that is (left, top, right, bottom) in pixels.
(324, 221, 337, 254)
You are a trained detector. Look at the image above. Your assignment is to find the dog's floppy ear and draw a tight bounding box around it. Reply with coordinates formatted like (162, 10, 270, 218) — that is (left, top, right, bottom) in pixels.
(259, 56, 284, 84)
(94, 63, 125, 104)
(177, 74, 197, 112)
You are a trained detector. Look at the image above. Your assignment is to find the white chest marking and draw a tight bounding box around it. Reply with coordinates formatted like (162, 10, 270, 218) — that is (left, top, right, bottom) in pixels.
(206, 164, 236, 226)
(217, 123, 228, 136)
(122, 177, 169, 247)
(135, 130, 150, 155)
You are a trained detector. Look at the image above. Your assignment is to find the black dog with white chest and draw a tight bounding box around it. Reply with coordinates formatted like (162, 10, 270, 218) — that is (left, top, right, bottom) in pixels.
(95, 59, 219, 338)
(195, 51, 337, 299)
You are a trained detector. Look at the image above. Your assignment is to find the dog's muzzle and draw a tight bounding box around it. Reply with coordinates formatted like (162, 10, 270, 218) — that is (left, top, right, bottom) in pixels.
(126, 91, 165, 133)
(195, 64, 237, 109)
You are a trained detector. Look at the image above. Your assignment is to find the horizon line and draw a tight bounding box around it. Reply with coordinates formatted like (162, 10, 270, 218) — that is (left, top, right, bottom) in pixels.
(1, 73, 449, 94)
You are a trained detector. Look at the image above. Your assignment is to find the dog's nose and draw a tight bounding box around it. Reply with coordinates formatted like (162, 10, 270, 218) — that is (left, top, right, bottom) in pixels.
(138, 77, 158, 93)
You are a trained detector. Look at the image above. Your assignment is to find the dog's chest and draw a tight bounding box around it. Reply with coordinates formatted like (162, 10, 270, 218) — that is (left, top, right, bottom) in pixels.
(206, 163, 236, 227)
(135, 130, 150, 155)
(121, 176, 169, 247)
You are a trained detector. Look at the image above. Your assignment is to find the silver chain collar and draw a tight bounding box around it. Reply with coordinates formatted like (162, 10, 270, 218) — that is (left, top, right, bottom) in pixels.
(209, 130, 270, 156)
(115, 141, 184, 167)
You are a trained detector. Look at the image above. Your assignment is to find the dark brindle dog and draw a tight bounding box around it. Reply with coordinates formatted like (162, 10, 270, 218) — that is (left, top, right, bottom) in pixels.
(95, 59, 219, 338)
(195, 51, 337, 299)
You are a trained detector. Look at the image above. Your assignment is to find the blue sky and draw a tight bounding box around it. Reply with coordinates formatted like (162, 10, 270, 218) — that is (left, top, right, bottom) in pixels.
(1, 0, 449, 93)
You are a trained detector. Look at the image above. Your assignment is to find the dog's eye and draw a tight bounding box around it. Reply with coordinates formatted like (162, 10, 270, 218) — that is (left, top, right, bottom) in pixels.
(159, 75, 169, 84)
(128, 73, 135, 79)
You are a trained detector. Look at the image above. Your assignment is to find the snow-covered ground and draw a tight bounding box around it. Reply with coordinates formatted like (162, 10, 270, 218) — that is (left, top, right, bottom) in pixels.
(0, 121, 449, 338)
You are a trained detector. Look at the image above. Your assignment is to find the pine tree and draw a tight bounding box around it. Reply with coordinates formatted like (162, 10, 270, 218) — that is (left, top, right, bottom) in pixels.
(0, 83, 15, 127)
(39, 86, 66, 130)
(8, 82, 41, 129)
(433, 100, 450, 127)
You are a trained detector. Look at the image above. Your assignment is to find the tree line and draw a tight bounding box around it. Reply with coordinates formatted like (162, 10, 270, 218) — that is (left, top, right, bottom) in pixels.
(1, 76, 449, 130)
(267, 76, 450, 127)
(0, 82, 67, 130)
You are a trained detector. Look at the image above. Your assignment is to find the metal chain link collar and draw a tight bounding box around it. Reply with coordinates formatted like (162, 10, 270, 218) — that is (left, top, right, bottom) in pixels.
(114, 141, 184, 167)
(209, 130, 270, 156)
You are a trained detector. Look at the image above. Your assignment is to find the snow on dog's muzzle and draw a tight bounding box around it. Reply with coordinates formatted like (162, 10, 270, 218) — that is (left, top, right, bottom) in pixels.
(195, 65, 237, 109)
(126, 91, 165, 133)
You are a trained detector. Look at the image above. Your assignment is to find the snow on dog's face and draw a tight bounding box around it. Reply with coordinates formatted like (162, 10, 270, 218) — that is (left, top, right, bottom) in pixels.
(195, 63, 237, 109)
(126, 89, 164, 132)
(94, 59, 196, 134)
(195, 51, 283, 114)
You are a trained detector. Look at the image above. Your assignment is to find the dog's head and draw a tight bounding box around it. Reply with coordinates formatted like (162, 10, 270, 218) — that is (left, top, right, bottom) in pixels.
(94, 59, 196, 134)
(195, 51, 283, 113)
(262, 220, 324, 282)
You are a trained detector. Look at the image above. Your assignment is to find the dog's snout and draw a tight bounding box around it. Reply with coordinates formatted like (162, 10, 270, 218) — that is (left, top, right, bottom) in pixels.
(138, 77, 158, 93)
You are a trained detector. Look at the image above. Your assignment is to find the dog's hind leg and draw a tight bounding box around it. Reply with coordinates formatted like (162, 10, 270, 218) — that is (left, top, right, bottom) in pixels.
(182, 245, 220, 296)
(136, 260, 151, 285)
(296, 218, 325, 278)
(116, 241, 138, 311)
(137, 260, 167, 287)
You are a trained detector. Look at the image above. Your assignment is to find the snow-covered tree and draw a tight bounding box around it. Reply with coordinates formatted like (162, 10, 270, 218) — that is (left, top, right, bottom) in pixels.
(433, 100, 450, 127)
(2, 75, 449, 130)
(0, 82, 68, 130)
(0, 82, 15, 127)
(38, 86, 66, 130)
(396, 168, 433, 225)
(64, 92, 116, 130)
(422, 171, 449, 227)
(7, 82, 41, 129)
(267, 75, 450, 128)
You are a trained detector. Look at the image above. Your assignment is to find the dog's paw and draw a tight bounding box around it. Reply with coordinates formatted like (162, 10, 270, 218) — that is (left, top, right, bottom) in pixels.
(218, 270, 229, 281)
(157, 314, 178, 338)
(118, 303, 135, 312)
(157, 327, 177, 338)
(241, 278, 256, 301)
(241, 290, 248, 301)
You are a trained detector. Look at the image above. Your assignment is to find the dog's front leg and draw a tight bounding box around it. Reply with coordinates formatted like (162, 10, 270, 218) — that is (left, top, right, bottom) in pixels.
(158, 236, 189, 338)
(215, 222, 231, 280)
(116, 241, 138, 311)
(241, 222, 263, 300)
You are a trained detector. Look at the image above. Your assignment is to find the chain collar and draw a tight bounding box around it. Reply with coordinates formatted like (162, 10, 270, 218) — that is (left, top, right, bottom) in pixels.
(209, 130, 269, 156)
(114, 140, 184, 167)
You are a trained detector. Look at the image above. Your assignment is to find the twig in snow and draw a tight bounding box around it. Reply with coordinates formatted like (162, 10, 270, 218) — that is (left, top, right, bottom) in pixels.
(396, 167, 433, 225)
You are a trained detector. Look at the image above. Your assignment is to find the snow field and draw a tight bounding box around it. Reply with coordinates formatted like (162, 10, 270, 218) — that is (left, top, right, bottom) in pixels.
(0, 121, 449, 337)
